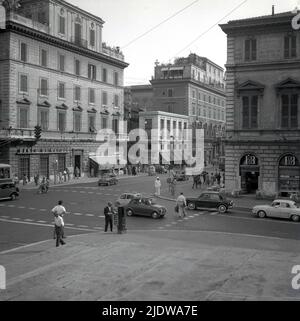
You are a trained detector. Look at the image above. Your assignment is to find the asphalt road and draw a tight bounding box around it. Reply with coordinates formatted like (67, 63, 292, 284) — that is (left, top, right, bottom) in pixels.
(0, 175, 300, 252)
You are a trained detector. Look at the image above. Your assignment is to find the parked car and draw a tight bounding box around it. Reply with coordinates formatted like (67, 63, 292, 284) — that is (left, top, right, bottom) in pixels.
(252, 199, 300, 222)
(186, 191, 233, 213)
(98, 173, 118, 186)
(115, 192, 141, 207)
(125, 197, 167, 219)
(175, 171, 189, 181)
(0, 182, 19, 201)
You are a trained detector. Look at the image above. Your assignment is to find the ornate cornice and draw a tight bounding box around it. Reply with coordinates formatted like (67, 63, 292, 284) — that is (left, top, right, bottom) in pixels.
(4, 20, 129, 69)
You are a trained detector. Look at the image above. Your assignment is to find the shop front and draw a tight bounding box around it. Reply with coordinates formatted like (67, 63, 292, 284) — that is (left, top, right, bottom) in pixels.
(240, 154, 260, 194)
(278, 154, 300, 197)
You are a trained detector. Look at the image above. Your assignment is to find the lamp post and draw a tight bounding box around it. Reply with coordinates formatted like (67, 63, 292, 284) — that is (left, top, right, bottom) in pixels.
(53, 159, 58, 185)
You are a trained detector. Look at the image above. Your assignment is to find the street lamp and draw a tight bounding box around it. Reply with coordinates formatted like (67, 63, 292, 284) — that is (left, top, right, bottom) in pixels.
(53, 159, 58, 185)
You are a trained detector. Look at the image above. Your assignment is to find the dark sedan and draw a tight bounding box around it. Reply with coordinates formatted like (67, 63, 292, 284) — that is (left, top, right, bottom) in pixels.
(175, 171, 189, 181)
(98, 174, 118, 186)
(125, 197, 167, 219)
(186, 192, 233, 213)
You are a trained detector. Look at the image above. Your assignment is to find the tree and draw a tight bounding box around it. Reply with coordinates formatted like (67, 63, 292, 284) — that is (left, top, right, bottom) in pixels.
(34, 125, 42, 141)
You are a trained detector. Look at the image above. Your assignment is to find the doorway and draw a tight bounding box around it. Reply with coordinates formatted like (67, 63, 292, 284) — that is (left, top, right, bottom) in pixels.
(244, 172, 259, 194)
(74, 155, 81, 177)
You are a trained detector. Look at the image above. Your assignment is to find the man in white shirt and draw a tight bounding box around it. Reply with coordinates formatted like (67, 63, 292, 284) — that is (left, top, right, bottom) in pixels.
(154, 177, 161, 196)
(53, 212, 65, 247)
(176, 193, 187, 218)
(52, 200, 67, 239)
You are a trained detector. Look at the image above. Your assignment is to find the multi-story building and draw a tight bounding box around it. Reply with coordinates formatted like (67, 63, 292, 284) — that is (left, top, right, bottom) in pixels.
(220, 10, 300, 196)
(150, 54, 226, 169)
(0, 0, 128, 180)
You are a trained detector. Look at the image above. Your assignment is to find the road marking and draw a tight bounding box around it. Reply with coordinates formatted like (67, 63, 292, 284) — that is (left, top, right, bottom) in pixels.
(86, 214, 94, 217)
(98, 216, 105, 218)
(210, 212, 219, 216)
(1, 216, 9, 219)
(73, 213, 83, 216)
(7, 205, 15, 208)
(18, 206, 25, 209)
(13, 218, 21, 220)
(39, 209, 47, 212)
(93, 227, 103, 230)
(29, 208, 36, 210)
(37, 221, 47, 223)
(78, 225, 89, 228)
(65, 223, 74, 226)
(24, 219, 34, 222)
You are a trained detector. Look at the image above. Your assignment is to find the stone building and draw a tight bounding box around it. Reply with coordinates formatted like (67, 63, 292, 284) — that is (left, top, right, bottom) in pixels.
(0, 0, 128, 180)
(220, 10, 300, 196)
(150, 54, 226, 169)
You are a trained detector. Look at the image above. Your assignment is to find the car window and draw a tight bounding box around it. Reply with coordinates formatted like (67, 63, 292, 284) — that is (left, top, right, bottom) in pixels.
(120, 194, 126, 200)
(127, 195, 134, 199)
(280, 202, 290, 208)
(272, 202, 280, 207)
(202, 194, 211, 199)
(210, 194, 221, 201)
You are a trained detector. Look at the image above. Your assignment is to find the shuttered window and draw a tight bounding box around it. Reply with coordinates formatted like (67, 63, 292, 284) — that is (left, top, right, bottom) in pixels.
(59, 15, 65, 34)
(102, 91, 107, 106)
(90, 29, 95, 46)
(20, 74, 28, 93)
(58, 111, 66, 132)
(20, 43, 27, 62)
(74, 86, 81, 102)
(281, 94, 298, 128)
(245, 39, 257, 61)
(89, 88, 95, 104)
(40, 78, 48, 96)
(74, 112, 81, 132)
(242, 95, 258, 129)
(58, 82, 65, 99)
(19, 107, 29, 128)
(284, 35, 297, 59)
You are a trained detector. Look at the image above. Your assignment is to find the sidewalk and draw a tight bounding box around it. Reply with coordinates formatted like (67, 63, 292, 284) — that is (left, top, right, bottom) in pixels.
(1, 230, 300, 301)
(19, 173, 148, 190)
(156, 180, 274, 211)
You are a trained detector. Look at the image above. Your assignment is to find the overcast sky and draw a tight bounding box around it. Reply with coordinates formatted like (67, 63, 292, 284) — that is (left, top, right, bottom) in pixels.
(70, 0, 300, 85)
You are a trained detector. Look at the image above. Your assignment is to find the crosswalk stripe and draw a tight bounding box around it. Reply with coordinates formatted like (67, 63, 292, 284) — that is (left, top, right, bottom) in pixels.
(210, 212, 219, 216)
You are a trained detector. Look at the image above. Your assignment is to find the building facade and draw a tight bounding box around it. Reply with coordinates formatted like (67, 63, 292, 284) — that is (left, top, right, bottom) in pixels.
(220, 10, 300, 196)
(150, 54, 226, 169)
(0, 0, 128, 180)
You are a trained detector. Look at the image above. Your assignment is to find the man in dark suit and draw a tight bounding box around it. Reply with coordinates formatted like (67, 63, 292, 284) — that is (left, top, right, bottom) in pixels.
(104, 202, 114, 232)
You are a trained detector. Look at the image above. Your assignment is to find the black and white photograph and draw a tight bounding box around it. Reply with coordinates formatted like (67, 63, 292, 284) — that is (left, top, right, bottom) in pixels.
(0, 0, 300, 308)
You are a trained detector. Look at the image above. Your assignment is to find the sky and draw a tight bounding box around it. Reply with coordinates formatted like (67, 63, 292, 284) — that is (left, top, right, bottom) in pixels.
(70, 0, 300, 86)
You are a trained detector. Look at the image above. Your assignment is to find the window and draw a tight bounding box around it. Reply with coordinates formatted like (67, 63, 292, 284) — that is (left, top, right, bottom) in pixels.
(90, 29, 95, 47)
(74, 22, 82, 44)
(38, 108, 49, 131)
(245, 39, 257, 61)
(242, 96, 258, 129)
(89, 88, 95, 104)
(58, 82, 65, 99)
(281, 94, 298, 128)
(284, 35, 297, 59)
(75, 59, 80, 76)
(40, 78, 48, 96)
(112, 118, 119, 134)
(38, 11, 46, 24)
(19, 74, 28, 93)
(88, 114, 96, 132)
(102, 91, 107, 106)
(73, 112, 81, 132)
(168, 89, 173, 97)
(101, 116, 107, 129)
(114, 94, 119, 107)
(59, 15, 65, 34)
(20, 43, 27, 62)
(88, 64, 96, 80)
(102, 68, 107, 82)
(74, 86, 81, 102)
(58, 54, 65, 72)
(40, 49, 48, 67)
(114, 72, 119, 86)
(167, 105, 174, 113)
(58, 111, 66, 132)
(19, 107, 29, 128)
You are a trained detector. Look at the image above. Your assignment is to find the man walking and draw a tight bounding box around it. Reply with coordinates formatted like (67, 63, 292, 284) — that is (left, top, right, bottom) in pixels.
(104, 202, 114, 232)
(53, 212, 65, 247)
(176, 192, 187, 218)
(154, 177, 161, 196)
(52, 200, 67, 239)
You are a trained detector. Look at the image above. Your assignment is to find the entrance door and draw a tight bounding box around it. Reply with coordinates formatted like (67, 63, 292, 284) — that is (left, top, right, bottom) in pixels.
(245, 172, 259, 194)
(74, 155, 81, 177)
(240, 154, 259, 194)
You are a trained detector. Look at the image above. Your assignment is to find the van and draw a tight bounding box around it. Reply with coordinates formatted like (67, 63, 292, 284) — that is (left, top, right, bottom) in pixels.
(0, 182, 19, 201)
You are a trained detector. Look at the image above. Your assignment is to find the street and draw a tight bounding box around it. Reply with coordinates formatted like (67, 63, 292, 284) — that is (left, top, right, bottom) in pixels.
(0, 175, 300, 253)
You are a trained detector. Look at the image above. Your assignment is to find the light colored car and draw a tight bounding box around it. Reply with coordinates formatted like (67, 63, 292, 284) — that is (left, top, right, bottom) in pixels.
(115, 192, 141, 207)
(252, 199, 300, 222)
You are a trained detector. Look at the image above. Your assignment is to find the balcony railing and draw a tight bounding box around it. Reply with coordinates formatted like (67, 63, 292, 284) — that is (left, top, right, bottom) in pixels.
(71, 37, 88, 49)
(0, 128, 34, 140)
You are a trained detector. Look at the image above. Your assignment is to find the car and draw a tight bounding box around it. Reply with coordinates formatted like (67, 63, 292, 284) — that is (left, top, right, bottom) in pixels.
(115, 192, 141, 207)
(125, 197, 167, 219)
(186, 191, 233, 213)
(98, 174, 118, 186)
(0, 182, 19, 201)
(175, 171, 189, 181)
(252, 199, 300, 222)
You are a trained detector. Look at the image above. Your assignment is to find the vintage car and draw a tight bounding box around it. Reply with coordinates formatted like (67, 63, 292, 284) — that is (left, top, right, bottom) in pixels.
(125, 197, 167, 219)
(252, 199, 300, 222)
(0, 182, 19, 201)
(186, 191, 233, 213)
(98, 173, 118, 186)
(115, 192, 141, 207)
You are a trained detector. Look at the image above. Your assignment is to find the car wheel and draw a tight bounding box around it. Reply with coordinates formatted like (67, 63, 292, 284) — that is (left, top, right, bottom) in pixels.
(152, 211, 159, 219)
(218, 204, 227, 214)
(257, 210, 266, 218)
(291, 215, 300, 222)
(10, 193, 17, 201)
(188, 203, 196, 210)
(126, 209, 134, 217)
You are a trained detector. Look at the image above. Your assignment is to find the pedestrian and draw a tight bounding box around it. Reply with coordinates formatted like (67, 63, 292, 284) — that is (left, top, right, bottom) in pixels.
(104, 202, 114, 232)
(155, 177, 161, 196)
(58, 171, 63, 184)
(132, 166, 136, 176)
(13, 173, 19, 186)
(75, 166, 80, 179)
(53, 212, 66, 247)
(63, 169, 67, 182)
(176, 192, 187, 218)
(22, 174, 27, 185)
(216, 172, 221, 185)
(51, 200, 67, 239)
(211, 173, 215, 186)
(34, 173, 39, 186)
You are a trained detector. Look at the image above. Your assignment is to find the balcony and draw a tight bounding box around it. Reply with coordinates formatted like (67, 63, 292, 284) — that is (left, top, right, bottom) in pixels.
(71, 37, 88, 49)
(8, 13, 49, 34)
(0, 128, 35, 141)
(102, 43, 124, 61)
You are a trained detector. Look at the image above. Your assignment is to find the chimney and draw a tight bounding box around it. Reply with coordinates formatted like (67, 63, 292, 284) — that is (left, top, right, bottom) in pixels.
(272, 5, 275, 16)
